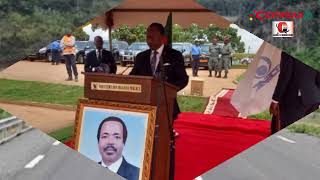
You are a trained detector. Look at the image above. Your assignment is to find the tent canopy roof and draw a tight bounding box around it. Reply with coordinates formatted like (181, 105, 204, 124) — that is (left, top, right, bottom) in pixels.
(90, 0, 231, 29)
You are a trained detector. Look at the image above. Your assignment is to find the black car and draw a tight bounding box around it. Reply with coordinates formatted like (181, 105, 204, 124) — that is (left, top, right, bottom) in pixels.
(199, 43, 231, 69)
(103, 40, 129, 63)
(38, 40, 89, 63)
(199, 44, 210, 69)
(172, 43, 192, 67)
(120, 42, 149, 66)
(75, 41, 89, 64)
(78, 40, 129, 64)
(37, 40, 61, 61)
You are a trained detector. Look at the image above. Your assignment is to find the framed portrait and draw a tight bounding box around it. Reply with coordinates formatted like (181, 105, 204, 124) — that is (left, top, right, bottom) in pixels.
(74, 99, 157, 180)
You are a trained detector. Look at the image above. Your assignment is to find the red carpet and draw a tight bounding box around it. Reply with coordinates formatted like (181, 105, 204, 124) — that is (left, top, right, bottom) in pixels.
(211, 89, 240, 117)
(64, 112, 270, 180)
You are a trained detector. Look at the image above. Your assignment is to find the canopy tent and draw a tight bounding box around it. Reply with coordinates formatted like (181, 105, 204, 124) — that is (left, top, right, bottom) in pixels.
(90, 0, 231, 29)
(88, 0, 231, 49)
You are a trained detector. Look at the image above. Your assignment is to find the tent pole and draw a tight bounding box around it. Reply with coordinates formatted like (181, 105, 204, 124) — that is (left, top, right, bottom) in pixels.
(108, 25, 112, 51)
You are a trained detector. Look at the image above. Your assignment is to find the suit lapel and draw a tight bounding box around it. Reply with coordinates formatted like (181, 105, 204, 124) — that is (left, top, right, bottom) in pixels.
(162, 46, 169, 63)
(117, 158, 128, 178)
(145, 49, 153, 75)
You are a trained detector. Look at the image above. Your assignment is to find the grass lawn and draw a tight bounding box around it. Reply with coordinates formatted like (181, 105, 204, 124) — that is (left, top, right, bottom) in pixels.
(249, 110, 320, 137)
(0, 108, 12, 119)
(0, 79, 208, 112)
(177, 96, 208, 113)
(248, 110, 272, 121)
(288, 123, 320, 137)
(0, 79, 83, 107)
(48, 126, 74, 142)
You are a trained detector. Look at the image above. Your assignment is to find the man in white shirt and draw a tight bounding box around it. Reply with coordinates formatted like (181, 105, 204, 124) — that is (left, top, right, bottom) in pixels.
(97, 116, 139, 180)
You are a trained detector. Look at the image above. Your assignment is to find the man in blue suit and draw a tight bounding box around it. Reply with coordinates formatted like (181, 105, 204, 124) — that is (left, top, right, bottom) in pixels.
(97, 117, 139, 180)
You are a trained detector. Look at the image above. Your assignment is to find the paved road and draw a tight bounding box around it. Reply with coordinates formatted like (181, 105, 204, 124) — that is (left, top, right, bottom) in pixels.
(0, 128, 123, 180)
(200, 130, 320, 180)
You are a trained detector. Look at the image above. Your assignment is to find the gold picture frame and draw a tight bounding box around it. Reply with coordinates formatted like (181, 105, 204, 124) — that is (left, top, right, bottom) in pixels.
(74, 98, 157, 180)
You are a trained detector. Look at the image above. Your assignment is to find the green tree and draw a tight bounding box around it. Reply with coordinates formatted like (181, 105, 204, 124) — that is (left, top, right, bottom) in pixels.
(112, 24, 146, 44)
(73, 27, 89, 41)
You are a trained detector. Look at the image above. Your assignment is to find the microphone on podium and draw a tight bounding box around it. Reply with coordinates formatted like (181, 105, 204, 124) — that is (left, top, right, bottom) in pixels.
(118, 65, 132, 75)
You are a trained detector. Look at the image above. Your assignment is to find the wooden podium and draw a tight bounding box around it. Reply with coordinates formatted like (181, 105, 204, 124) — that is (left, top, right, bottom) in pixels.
(83, 72, 178, 180)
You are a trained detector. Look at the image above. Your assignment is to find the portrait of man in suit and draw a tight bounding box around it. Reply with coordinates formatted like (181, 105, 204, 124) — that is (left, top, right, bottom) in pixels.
(84, 36, 117, 73)
(97, 116, 139, 180)
(269, 52, 320, 134)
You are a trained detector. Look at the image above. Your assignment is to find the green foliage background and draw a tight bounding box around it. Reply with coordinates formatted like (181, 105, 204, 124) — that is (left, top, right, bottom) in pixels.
(0, 0, 119, 65)
(112, 24, 245, 52)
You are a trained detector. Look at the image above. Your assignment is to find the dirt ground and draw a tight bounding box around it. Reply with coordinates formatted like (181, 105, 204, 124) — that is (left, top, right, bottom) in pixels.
(0, 103, 75, 133)
(0, 61, 246, 132)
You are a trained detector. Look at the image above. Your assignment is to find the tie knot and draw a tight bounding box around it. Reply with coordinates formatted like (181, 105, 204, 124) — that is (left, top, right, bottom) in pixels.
(153, 50, 158, 56)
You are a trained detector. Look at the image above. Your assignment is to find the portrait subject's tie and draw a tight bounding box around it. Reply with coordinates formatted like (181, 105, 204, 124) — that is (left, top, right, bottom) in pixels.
(150, 50, 158, 75)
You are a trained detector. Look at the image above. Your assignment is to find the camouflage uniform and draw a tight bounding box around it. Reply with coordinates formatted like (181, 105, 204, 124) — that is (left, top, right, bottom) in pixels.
(208, 44, 221, 77)
(218, 42, 233, 78)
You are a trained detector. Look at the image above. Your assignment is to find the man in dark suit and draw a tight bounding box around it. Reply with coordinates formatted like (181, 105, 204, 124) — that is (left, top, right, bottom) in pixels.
(269, 52, 320, 134)
(130, 23, 189, 119)
(85, 36, 117, 73)
(97, 117, 139, 180)
(129, 22, 189, 180)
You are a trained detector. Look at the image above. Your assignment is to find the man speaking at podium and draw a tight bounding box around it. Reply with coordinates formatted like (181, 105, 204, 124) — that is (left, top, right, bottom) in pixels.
(129, 22, 189, 180)
(130, 23, 189, 119)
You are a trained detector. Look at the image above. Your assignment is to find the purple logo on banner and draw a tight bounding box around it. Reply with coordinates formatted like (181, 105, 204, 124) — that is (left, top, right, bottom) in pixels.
(253, 56, 280, 91)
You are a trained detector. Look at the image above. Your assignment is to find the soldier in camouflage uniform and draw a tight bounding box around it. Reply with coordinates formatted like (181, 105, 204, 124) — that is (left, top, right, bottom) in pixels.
(217, 36, 233, 78)
(208, 36, 221, 77)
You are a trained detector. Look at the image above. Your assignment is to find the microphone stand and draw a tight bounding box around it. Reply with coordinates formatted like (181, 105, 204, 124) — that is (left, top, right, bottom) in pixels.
(150, 55, 174, 180)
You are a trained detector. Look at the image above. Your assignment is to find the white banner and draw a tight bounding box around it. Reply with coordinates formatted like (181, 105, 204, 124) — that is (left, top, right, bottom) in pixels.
(231, 41, 282, 117)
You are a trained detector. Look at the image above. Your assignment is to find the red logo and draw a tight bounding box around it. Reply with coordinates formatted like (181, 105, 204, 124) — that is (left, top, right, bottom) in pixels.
(276, 22, 289, 33)
(249, 10, 304, 22)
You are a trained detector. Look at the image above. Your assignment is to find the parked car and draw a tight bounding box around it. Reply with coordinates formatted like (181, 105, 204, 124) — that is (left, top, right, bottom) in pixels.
(75, 41, 89, 64)
(199, 43, 210, 69)
(37, 40, 89, 63)
(37, 40, 61, 61)
(120, 42, 149, 66)
(79, 40, 129, 64)
(199, 43, 226, 69)
(103, 40, 129, 64)
(172, 42, 192, 67)
(240, 57, 254, 65)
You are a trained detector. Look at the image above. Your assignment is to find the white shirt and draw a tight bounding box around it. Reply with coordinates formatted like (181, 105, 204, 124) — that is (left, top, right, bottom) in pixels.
(150, 44, 164, 74)
(96, 49, 102, 59)
(100, 156, 123, 173)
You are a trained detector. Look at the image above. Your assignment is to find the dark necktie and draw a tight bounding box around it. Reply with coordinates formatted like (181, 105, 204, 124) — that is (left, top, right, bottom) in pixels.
(98, 50, 102, 62)
(150, 50, 158, 75)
